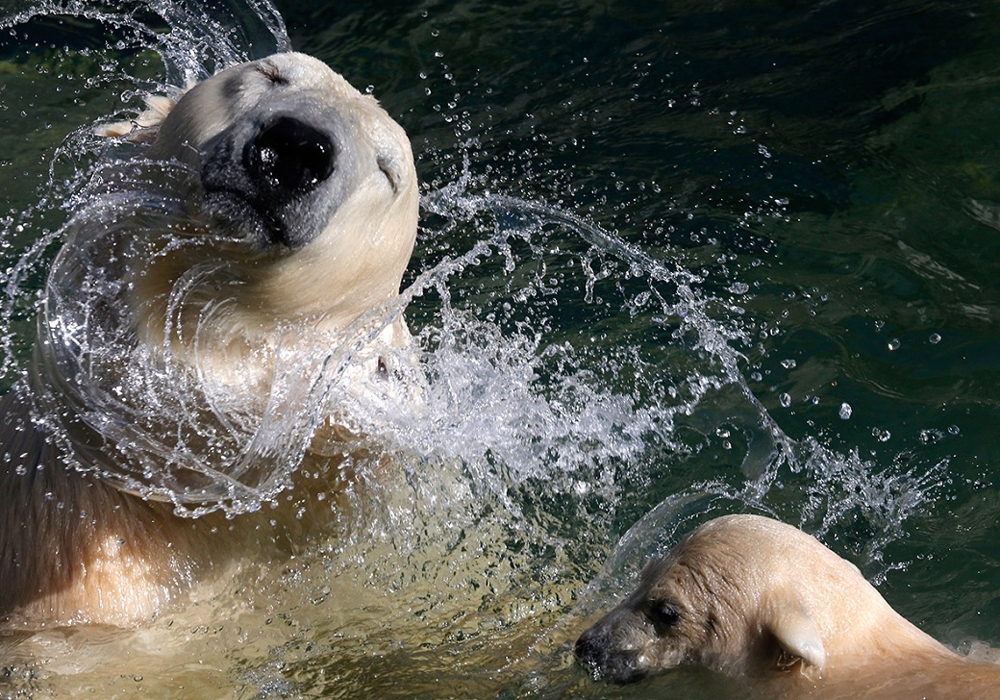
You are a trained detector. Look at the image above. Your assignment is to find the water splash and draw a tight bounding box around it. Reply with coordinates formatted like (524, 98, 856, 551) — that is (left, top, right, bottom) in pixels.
(0, 0, 947, 630)
(0, 0, 290, 382)
(2, 0, 289, 85)
(2, 103, 944, 536)
(0, 2, 788, 529)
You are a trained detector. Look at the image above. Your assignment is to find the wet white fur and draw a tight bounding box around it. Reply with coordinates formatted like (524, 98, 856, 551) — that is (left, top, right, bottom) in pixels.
(577, 514, 1000, 698)
(0, 53, 419, 629)
(118, 53, 419, 392)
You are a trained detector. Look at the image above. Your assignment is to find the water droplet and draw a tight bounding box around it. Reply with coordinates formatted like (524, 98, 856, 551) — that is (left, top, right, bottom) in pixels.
(839, 402, 852, 420)
(780, 358, 796, 369)
(919, 429, 943, 444)
(887, 338, 900, 351)
(929, 333, 941, 344)
(779, 393, 791, 408)
(872, 427, 891, 442)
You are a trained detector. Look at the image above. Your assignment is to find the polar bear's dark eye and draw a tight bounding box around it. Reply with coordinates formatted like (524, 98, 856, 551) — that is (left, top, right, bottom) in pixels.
(645, 600, 680, 634)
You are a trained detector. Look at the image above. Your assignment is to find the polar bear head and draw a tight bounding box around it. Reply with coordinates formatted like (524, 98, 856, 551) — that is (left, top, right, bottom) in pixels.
(109, 52, 419, 390)
(574, 514, 931, 685)
(26, 53, 421, 506)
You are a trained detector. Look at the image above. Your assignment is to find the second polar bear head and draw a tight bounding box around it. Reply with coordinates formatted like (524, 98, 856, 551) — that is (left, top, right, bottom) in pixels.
(573, 514, 947, 686)
(107, 52, 419, 390)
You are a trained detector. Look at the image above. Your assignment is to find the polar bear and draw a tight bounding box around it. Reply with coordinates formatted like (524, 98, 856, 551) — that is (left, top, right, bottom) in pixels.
(114, 51, 418, 391)
(0, 53, 419, 629)
(575, 514, 1000, 698)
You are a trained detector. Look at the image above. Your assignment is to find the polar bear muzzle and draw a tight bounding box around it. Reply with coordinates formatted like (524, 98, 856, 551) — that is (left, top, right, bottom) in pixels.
(200, 103, 351, 249)
(245, 115, 336, 202)
(136, 52, 416, 258)
(575, 609, 659, 684)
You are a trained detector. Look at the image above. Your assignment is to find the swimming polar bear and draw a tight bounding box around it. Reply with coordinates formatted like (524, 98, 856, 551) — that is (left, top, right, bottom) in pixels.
(575, 514, 1000, 698)
(116, 51, 419, 392)
(0, 53, 419, 629)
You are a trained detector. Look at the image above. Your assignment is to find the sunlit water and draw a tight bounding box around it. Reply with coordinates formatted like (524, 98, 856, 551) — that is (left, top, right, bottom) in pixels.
(1, 0, 1000, 698)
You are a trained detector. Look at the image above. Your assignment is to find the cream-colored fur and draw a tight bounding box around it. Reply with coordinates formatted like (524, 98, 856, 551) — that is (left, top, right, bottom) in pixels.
(0, 53, 419, 629)
(118, 53, 418, 391)
(575, 514, 1000, 698)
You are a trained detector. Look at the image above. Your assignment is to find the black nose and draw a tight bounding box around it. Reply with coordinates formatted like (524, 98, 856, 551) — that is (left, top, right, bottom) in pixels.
(575, 628, 647, 685)
(244, 115, 335, 195)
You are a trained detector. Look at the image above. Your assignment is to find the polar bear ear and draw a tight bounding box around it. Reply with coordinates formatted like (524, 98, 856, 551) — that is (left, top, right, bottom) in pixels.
(766, 603, 826, 672)
(96, 92, 183, 143)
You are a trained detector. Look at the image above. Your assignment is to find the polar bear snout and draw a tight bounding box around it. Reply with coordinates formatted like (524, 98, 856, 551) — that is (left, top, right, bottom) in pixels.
(244, 115, 336, 200)
(575, 618, 651, 684)
(200, 106, 350, 249)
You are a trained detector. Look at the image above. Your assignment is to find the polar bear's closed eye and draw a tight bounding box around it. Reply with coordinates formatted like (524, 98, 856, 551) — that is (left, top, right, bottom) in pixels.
(642, 598, 681, 634)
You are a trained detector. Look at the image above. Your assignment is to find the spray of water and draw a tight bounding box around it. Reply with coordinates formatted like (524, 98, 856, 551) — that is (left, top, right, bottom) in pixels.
(0, 3, 952, 694)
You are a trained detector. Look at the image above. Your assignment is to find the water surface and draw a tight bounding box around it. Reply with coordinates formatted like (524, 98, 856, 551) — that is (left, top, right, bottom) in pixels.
(1, 0, 1000, 697)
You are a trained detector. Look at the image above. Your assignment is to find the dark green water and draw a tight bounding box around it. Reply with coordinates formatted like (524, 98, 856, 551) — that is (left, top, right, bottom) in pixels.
(1, 0, 1000, 698)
